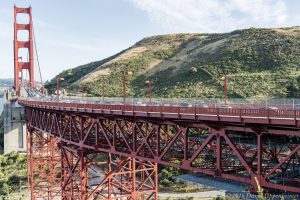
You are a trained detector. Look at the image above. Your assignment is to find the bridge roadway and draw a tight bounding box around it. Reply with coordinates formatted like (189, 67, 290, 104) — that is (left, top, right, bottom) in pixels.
(19, 97, 300, 126)
(19, 97, 300, 198)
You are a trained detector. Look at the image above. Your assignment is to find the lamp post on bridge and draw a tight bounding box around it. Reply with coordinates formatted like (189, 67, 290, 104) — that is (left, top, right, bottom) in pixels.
(101, 83, 105, 101)
(100, 80, 105, 101)
(145, 80, 152, 103)
(221, 75, 227, 105)
(98, 76, 107, 101)
(57, 77, 64, 100)
(122, 70, 132, 104)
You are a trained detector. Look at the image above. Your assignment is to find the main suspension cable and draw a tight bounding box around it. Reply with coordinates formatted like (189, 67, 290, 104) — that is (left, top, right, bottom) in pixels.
(32, 23, 44, 89)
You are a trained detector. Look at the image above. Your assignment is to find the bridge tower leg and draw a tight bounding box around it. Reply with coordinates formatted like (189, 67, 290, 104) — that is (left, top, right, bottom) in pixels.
(14, 6, 35, 94)
(27, 127, 61, 200)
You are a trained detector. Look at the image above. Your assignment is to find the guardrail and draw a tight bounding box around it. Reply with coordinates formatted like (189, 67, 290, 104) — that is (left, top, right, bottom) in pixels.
(18, 98, 300, 121)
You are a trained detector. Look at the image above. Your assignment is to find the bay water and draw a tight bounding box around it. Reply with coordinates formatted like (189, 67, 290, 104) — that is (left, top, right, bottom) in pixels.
(0, 97, 3, 113)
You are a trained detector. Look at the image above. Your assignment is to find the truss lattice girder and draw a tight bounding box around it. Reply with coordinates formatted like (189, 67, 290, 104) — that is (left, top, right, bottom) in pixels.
(28, 125, 158, 199)
(27, 127, 61, 199)
(25, 108, 300, 194)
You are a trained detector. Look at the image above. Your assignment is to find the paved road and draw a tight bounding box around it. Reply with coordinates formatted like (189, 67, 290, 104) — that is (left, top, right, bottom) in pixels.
(158, 190, 225, 198)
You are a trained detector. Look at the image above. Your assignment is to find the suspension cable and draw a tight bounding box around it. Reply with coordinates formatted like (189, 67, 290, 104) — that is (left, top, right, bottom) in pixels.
(32, 23, 44, 89)
(27, 49, 29, 82)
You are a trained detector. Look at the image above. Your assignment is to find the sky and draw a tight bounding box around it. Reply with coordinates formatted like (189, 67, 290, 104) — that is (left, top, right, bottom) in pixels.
(0, 0, 299, 82)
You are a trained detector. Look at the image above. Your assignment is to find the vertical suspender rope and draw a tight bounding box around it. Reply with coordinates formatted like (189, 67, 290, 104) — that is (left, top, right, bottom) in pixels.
(32, 23, 44, 90)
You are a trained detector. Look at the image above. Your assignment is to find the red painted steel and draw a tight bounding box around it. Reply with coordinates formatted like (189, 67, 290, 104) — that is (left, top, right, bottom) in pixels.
(14, 6, 34, 92)
(22, 103, 300, 196)
(19, 99, 300, 127)
(14, 4, 300, 199)
(26, 106, 158, 199)
(27, 127, 61, 199)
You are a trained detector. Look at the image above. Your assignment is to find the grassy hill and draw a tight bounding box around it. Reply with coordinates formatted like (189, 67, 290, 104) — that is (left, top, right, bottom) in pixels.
(45, 27, 300, 99)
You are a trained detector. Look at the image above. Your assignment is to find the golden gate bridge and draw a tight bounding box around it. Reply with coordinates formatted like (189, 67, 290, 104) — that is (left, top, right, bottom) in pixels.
(10, 5, 300, 200)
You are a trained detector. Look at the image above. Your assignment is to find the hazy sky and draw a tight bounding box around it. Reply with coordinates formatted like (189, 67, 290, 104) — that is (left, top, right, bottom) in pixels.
(1, 0, 299, 81)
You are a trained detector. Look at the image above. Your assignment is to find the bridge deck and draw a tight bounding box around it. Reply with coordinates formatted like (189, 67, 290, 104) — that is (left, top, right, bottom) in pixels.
(19, 98, 300, 128)
(20, 97, 300, 194)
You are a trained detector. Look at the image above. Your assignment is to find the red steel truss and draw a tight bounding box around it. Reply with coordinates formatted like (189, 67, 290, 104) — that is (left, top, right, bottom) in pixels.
(60, 149, 157, 200)
(27, 120, 158, 199)
(14, 6, 35, 91)
(14, 4, 300, 199)
(23, 106, 300, 196)
(27, 126, 61, 199)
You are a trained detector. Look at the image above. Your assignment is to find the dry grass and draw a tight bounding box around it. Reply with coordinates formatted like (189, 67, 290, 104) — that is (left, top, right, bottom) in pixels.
(273, 27, 300, 36)
(6, 189, 29, 200)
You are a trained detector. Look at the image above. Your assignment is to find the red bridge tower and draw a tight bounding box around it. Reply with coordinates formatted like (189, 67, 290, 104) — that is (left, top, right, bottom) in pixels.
(14, 6, 34, 91)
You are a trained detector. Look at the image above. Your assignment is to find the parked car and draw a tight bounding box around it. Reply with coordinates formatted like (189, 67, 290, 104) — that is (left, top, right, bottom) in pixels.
(295, 105, 300, 110)
(195, 103, 209, 108)
(135, 101, 146, 106)
(147, 101, 160, 106)
(218, 104, 232, 109)
(99, 101, 111, 105)
(113, 102, 124, 105)
(79, 100, 87, 104)
(259, 106, 278, 113)
(178, 103, 193, 108)
(289, 105, 300, 110)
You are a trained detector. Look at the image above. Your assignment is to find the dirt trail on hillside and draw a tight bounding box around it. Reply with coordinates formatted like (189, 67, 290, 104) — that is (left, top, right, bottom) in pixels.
(75, 46, 148, 85)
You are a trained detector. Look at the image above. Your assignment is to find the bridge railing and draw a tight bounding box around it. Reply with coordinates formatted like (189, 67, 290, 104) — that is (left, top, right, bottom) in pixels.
(52, 96, 300, 108)
(19, 97, 300, 120)
(25, 95, 300, 109)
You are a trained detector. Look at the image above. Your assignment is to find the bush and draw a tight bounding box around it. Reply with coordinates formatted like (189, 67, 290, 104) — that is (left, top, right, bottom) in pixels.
(0, 152, 26, 196)
(161, 179, 172, 187)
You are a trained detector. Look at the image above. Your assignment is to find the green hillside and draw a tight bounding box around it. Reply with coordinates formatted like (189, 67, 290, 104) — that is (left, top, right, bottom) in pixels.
(45, 27, 300, 99)
(0, 152, 27, 197)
